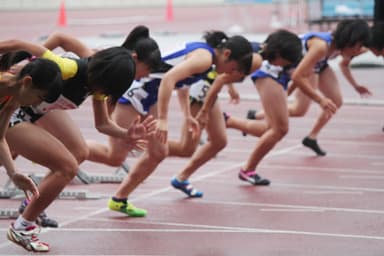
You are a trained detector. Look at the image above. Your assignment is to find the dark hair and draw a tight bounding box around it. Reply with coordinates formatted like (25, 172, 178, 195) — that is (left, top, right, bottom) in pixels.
(0, 51, 32, 71)
(87, 46, 136, 104)
(18, 58, 62, 103)
(121, 25, 161, 71)
(332, 19, 371, 49)
(369, 22, 384, 51)
(261, 29, 302, 64)
(203, 31, 253, 74)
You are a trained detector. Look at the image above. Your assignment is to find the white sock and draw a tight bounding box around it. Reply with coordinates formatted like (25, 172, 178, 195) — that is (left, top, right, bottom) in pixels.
(13, 215, 35, 230)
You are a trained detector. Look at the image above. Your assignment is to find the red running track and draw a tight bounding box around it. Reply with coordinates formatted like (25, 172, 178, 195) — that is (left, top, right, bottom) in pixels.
(0, 67, 383, 255)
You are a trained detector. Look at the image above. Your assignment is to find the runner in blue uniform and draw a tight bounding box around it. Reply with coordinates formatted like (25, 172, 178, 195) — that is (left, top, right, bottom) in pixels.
(170, 30, 335, 196)
(108, 31, 253, 217)
(248, 20, 372, 156)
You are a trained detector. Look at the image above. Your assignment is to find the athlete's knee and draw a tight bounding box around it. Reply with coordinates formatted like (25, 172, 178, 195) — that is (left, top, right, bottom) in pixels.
(335, 98, 343, 108)
(71, 145, 90, 164)
(212, 137, 227, 152)
(272, 124, 288, 140)
(108, 154, 127, 167)
(54, 157, 78, 182)
(289, 106, 308, 117)
(177, 144, 196, 157)
(148, 146, 168, 162)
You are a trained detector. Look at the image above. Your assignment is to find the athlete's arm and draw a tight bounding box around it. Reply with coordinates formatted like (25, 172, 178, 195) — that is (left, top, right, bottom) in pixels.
(156, 48, 212, 143)
(0, 39, 46, 56)
(44, 32, 94, 58)
(291, 38, 337, 114)
(339, 54, 371, 96)
(92, 95, 129, 138)
(92, 95, 153, 143)
(0, 98, 39, 200)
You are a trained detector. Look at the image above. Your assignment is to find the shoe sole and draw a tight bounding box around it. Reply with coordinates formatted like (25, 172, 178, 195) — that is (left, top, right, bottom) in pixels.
(7, 230, 36, 252)
(239, 173, 270, 186)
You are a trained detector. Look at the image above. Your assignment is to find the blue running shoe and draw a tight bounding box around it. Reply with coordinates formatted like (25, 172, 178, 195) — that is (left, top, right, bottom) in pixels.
(171, 177, 203, 198)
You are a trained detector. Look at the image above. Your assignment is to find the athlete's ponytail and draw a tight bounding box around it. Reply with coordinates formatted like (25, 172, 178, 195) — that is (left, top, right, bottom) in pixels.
(204, 31, 253, 74)
(121, 25, 161, 71)
(88, 46, 136, 104)
(0, 51, 32, 71)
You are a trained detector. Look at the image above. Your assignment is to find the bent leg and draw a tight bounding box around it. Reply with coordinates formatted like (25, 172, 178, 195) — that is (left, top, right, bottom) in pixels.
(87, 104, 141, 166)
(6, 123, 78, 221)
(36, 110, 89, 164)
(168, 102, 201, 157)
(244, 78, 289, 171)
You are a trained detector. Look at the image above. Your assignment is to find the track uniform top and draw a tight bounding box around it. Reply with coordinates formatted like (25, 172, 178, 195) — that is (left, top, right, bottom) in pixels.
(10, 50, 91, 123)
(300, 32, 339, 73)
(119, 42, 215, 115)
(250, 42, 292, 90)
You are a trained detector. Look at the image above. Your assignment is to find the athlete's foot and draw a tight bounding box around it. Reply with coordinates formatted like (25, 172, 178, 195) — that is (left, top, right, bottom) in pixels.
(302, 136, 326, 156)
(18, 199, 59, 228)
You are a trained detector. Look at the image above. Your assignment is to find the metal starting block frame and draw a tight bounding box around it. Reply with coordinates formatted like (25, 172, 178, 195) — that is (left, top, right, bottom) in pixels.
(26, 174, 101, 200)
(75, 161, 129, 184)
(0, 209, 18, 219)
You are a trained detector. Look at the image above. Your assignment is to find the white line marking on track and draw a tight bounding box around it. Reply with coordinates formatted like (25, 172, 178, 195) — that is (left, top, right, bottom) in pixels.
(1, 226, 383, 241)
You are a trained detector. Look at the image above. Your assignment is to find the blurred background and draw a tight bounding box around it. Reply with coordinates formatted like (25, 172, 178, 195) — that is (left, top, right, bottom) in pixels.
(0, 0, 381, 99)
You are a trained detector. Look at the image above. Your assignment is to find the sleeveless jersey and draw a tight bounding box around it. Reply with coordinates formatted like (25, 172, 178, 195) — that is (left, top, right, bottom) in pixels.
(118, 42, 215, 115)
(10, 50, 89, 124)
(300, 32, 339, 73)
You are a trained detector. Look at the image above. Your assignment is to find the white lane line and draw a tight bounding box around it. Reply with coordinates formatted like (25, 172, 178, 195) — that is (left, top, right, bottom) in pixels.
(0, 144, 301, 250)
(194, 199, 384, 215)
(1, 226, 382, 241)
(275, 183, 384, 193)
(261, 164, 384, 174)
(260, 208, 325, 212)
(339, 175, 384, 180)
(303, 190, 363, 195)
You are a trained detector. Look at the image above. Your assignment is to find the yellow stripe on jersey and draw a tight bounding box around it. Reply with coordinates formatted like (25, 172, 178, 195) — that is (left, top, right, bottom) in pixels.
(42, 50, 78, 80)
(93, 93, 108, 101)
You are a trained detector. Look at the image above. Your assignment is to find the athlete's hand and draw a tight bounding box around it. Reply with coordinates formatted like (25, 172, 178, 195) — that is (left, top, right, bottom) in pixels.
(186, 115, 201, 139)
(141, 115, 157, 138)
(228, 86, 240, 104)
(156, 119, 168, 144)
(125, 116, 146, 142)
(11, 172, 39, 201)
(195, 110, 209, 129)
(319, 97, 337, 118)
(354, 84, 372, 97)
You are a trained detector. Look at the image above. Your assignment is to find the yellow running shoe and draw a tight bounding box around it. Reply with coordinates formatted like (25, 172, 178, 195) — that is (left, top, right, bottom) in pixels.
(108, 198, 147, 217)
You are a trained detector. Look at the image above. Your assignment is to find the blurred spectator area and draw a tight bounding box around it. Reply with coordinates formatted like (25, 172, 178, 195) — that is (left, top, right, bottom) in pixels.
(307, 0, 374, 31)
(0, 0, 271, 10)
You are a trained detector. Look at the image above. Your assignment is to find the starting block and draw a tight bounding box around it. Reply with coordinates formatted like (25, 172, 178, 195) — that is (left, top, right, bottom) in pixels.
(0, 209, 19, 219)
(75, 161, 130, 184)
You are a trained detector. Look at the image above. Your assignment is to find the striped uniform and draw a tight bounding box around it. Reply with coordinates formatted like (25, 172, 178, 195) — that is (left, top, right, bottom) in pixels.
(300, 32, 339, 73)
(9, 50, 90, 126)
(118, 42, 215, 115)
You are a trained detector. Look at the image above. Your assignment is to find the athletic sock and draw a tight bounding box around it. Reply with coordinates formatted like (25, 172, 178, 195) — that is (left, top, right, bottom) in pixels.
(112, 197, 128, 203)
(13, 215, 35, 230)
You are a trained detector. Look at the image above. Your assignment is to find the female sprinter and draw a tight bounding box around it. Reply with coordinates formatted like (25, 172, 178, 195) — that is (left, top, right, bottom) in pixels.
(248, 20, 372, 156)
(106, 31, 253, 217)
(0, 58, 61, 200)
(0, 39, 139, 252)
(170, 29, 336, 196)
